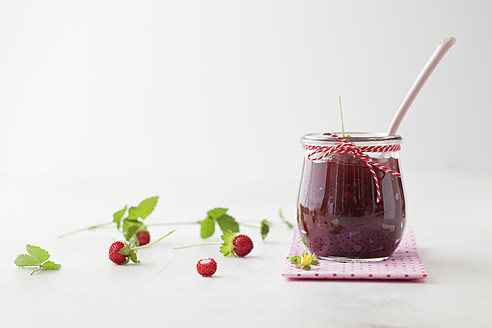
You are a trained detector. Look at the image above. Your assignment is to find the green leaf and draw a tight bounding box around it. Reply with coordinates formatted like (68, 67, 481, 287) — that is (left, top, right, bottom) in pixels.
(260, 219, 271, 240)
(14, 254, 39, 267)
(113, 205, 127, 230)
(123, 219, 143, 240)
(200, 217, 215, 239)
(128, 196, 159, 220)
(41, 261, 61, 270)
(129, 251, 140, 264)
(15, 245, 61, 274)
(207, 208, 228, 219)
(26, 245, 50, 264)
(302, 265, 311, 270)
(118, 246, 130, 256)
(129, 237, 137, 249)
(289, 256, 299, 263)
(219, 231, 236, 256)
(216, 214, 239, 234)
(312, 260, 319, 266)
(125, 225, 142, 241)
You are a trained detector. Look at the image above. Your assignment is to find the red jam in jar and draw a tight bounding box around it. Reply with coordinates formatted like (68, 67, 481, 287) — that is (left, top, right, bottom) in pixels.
(297, 133, 406, 262)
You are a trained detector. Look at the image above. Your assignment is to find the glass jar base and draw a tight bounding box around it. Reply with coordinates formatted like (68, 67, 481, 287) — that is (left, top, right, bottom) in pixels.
(320, 256, 390, 263)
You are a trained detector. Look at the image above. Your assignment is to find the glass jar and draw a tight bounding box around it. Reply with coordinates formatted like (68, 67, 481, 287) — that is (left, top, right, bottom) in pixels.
(297, 132, 406, 262)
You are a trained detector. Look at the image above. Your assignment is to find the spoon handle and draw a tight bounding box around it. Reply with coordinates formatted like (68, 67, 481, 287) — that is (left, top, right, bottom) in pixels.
(387, 37, 456, 136)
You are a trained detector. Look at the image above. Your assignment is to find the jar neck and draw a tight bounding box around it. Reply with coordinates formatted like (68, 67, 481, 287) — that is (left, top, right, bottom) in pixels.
(301, 132, 403, 147)
(301, 132, 402, 163)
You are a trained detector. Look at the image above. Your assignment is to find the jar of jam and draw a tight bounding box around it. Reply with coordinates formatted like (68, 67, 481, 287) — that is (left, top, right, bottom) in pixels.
(297, 132, 405, 262)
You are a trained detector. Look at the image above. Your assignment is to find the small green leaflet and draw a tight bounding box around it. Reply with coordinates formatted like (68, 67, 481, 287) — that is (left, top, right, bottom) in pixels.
(118, 246, 130, 256)
(26, 245, 50, 263)
(200, 217, 215, 239)
(219, 231, 236, 256)
(14, 254, 39, 267)
(113, 205, 127, 230)
(128, 236, 138, 250)
(127, 196, 159, 220)
(14, 245, 61, 275)
(289, 256, 300, 263)
(199, 208, 239, 239)
(260, 219, 271, 240)
(130, 252, 139, 264)
(123, 220, 143, 241)
(128, 237, 140, 264)
(207, 208, 228, 219)
(216, 215, 239, 234)
(41, 261, 61, 270)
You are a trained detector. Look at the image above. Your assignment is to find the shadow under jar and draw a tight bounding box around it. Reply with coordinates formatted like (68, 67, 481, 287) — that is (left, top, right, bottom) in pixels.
(297, 133, 406, 262)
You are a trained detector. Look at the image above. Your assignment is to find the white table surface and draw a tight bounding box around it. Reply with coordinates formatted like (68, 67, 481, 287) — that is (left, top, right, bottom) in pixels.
(1, 169, 491, 328)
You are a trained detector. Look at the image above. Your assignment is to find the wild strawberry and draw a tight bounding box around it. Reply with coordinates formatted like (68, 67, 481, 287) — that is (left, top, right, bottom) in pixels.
(174, 231, 254, 257)
(196, 258, 217, 277)
(137, 231, 150, 246)
(109, 241, 130, 265)
(220, 231, 253, 257)
(232, 234, 254, 257)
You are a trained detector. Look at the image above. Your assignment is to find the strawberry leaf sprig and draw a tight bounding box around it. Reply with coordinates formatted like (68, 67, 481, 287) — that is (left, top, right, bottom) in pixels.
(199, 208, 272, 241)
(287, 239, 320, 270)
(59, 203, 272, 242)
(113, 196, 158, 241)
(58, 196, 159, 243)
(151, 207, 272, 241)
(14, 245, 61, 275)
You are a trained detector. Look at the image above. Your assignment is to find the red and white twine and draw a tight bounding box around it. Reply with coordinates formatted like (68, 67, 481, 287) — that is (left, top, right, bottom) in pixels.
(303, 132, 402, 203)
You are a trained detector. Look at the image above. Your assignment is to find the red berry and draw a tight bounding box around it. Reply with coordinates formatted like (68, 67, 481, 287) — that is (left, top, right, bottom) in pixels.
(137, 231, 150, 246)
(109, 241, 128, 265)
(232, 234, 254, 257)
(196, 258, 217, 277)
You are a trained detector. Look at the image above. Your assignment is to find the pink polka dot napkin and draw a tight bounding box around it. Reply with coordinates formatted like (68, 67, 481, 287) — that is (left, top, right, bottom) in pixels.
(282, 227, 428, 280)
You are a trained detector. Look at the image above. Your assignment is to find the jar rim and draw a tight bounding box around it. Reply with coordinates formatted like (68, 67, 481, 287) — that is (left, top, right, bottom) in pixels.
(301, 132, 403, 145)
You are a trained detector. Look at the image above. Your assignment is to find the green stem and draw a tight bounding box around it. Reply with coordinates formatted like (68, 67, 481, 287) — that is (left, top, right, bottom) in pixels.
(57, 221, 113, 238)
(239, 222, 259, 229)
(173, 242, 221, 250)
(132, 229, 177, 251)
(301, 238, 308, 255)
(339, 96, 345, 138)
(147, 221, 200, 226)
(30, 266, 42, 275)
(148, 221, 260, 229)
(278, 209, 294, 228)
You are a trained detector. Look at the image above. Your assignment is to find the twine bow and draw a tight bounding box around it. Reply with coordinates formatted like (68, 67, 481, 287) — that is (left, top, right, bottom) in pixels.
(305, 132, 402, 203)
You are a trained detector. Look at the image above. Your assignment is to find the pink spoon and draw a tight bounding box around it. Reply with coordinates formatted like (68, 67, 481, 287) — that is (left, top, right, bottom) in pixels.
(387, 37, 456, 136)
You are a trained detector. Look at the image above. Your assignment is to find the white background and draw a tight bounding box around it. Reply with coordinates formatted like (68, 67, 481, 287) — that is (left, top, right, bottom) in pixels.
(1, 0, 491, 186)
(1, 1, 491, 327)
